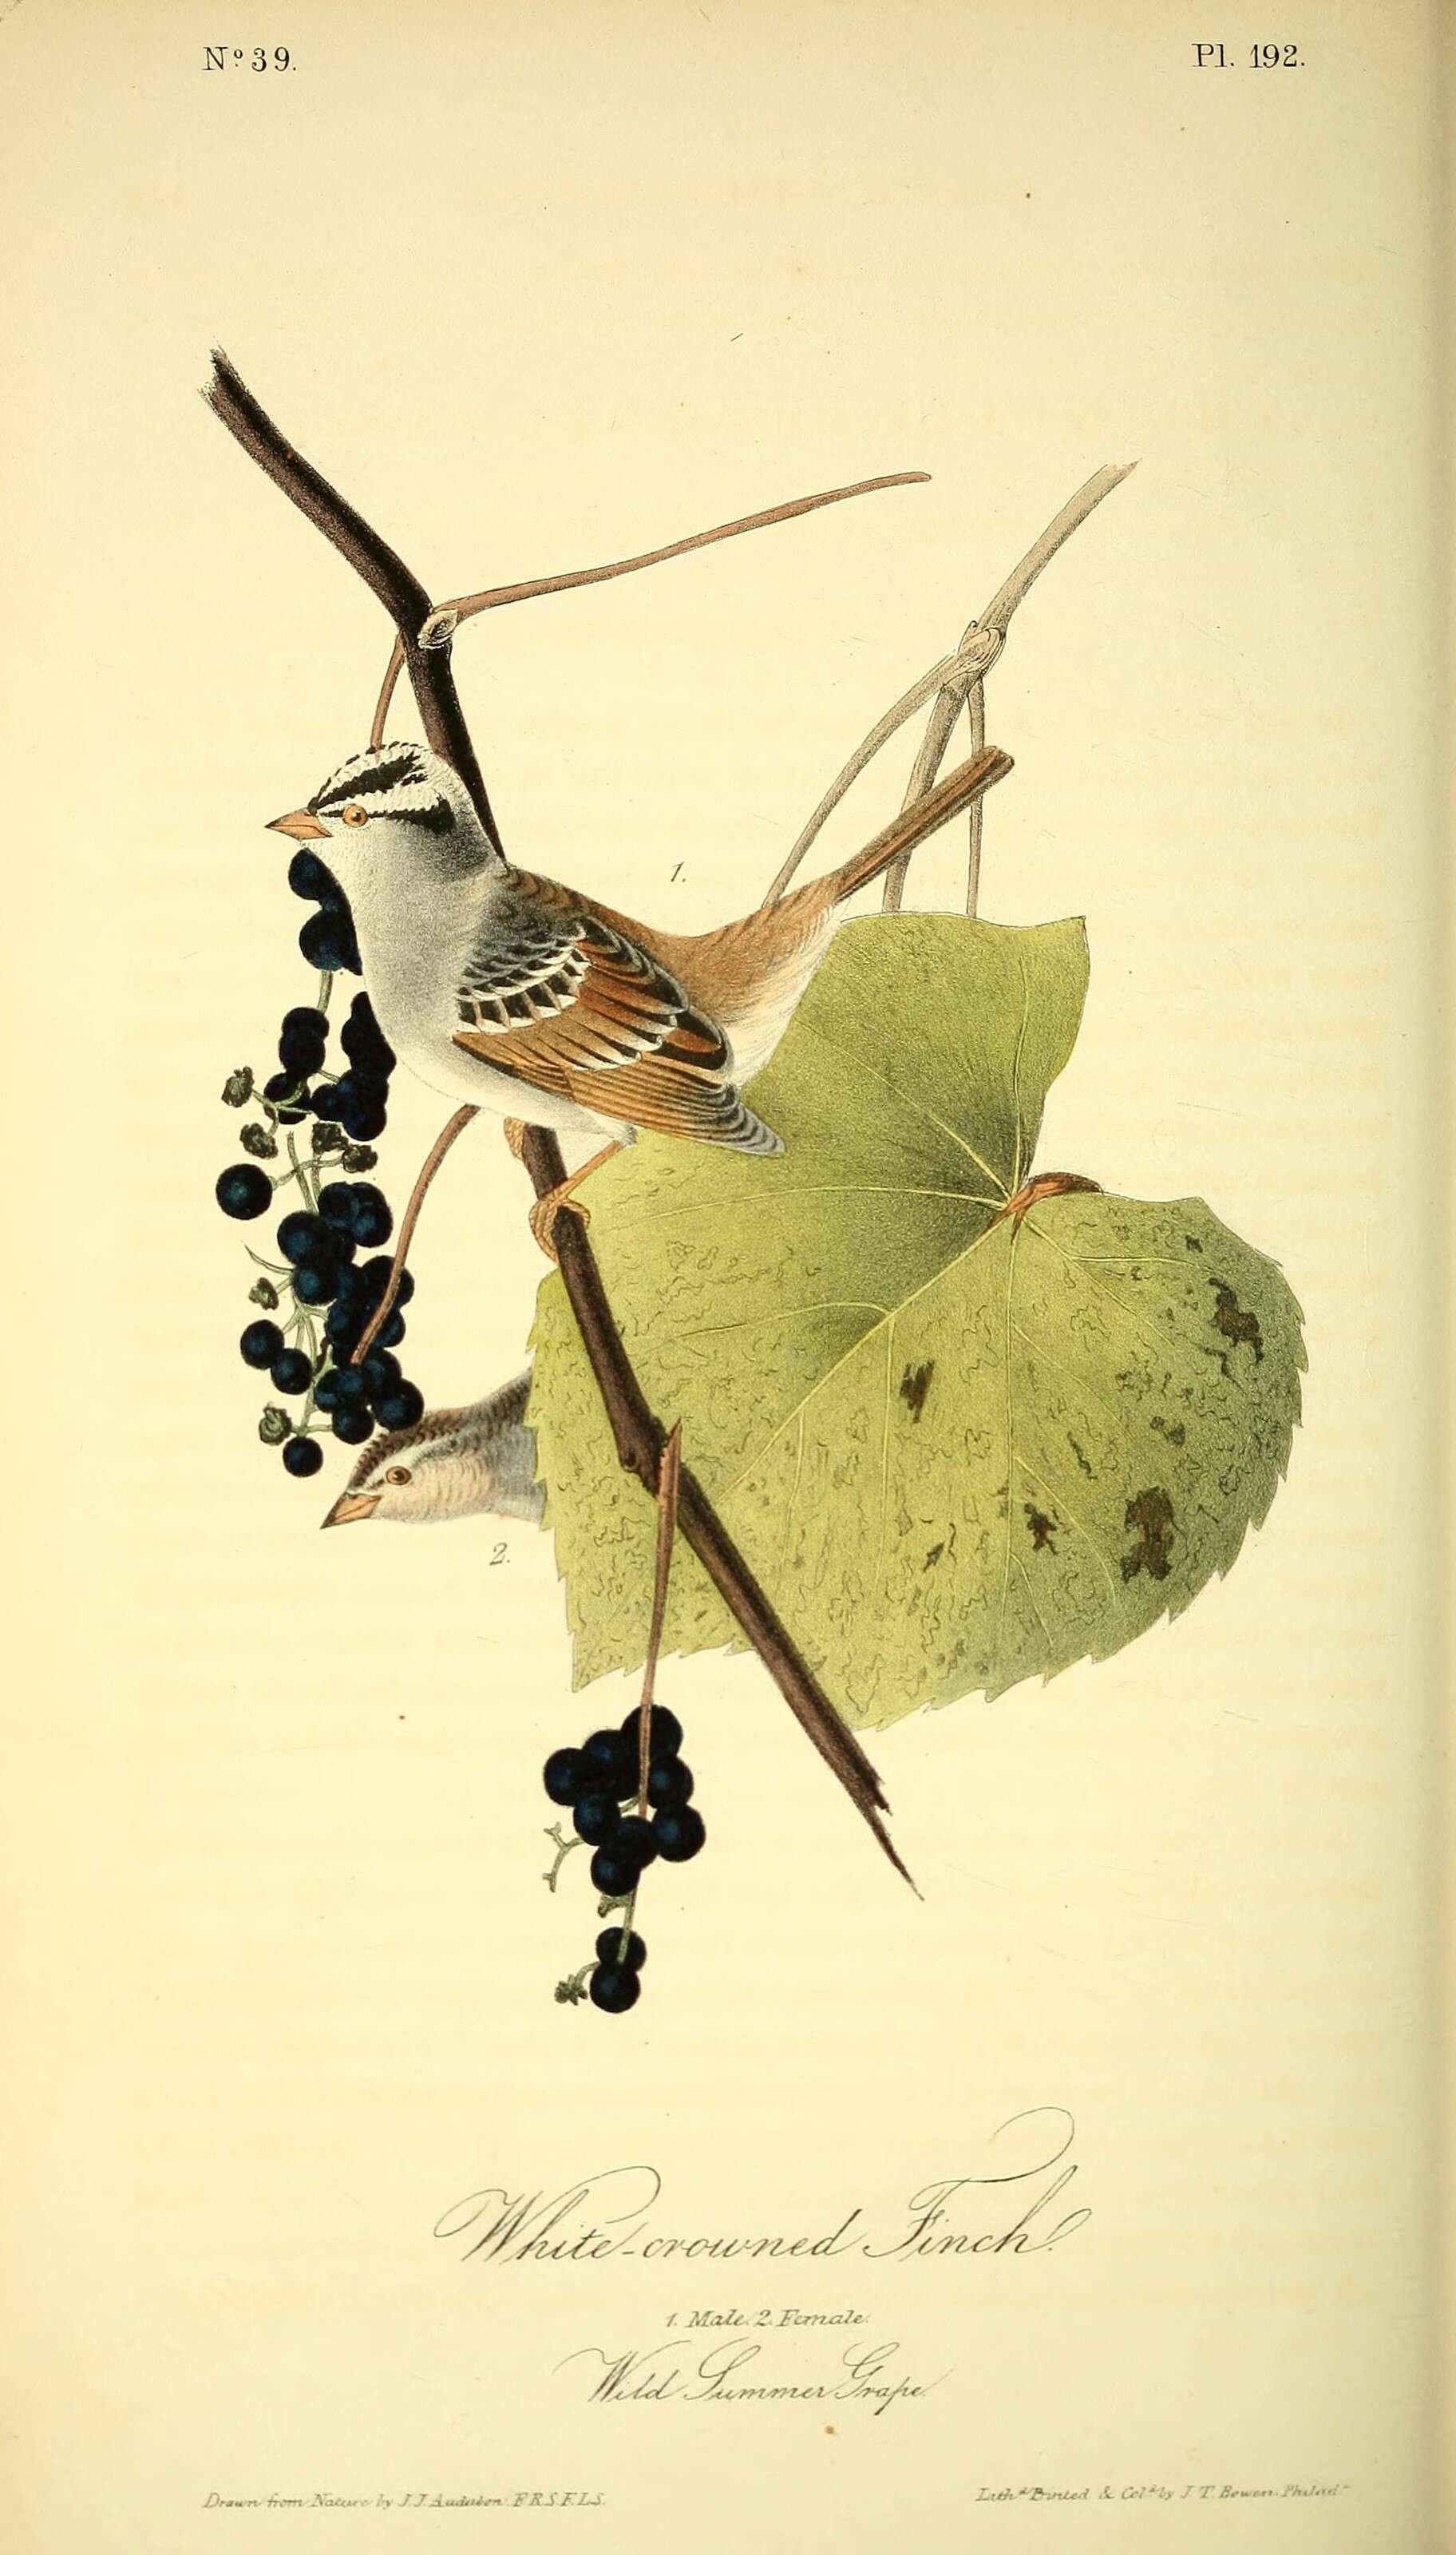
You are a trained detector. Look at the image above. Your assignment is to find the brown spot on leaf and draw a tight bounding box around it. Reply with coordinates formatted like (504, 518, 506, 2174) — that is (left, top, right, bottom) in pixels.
(1209, 1281, 1263, 1364)
(1150, 1415, 1186, 1445)
(900, 1361, 934, 1420)
(923, 1539, 945, 1572)
(1185, 1233, 1203, 1252)
(1068, 1435, 1094, 1478)
(1023, 1504, 1057, 1553)
(1121, 1487, 1177, 1583)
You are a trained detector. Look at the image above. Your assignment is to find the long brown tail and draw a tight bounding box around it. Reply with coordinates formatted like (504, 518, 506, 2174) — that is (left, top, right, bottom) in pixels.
(820, 745, 1013, 907)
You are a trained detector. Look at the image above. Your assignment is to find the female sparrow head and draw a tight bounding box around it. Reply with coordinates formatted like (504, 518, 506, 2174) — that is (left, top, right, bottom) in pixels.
(321, 1377, 542, 1529)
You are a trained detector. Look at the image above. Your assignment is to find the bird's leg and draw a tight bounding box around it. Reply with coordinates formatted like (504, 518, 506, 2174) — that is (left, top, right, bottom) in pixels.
(527, 1143, 623, 1262)
(506, 1116, 618, 1261)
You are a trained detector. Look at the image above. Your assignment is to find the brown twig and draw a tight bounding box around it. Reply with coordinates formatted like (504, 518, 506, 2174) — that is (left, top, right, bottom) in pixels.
(636, 1425, 682, 1810)
(761, 463, 1136, 916)
(882, 464, 1136, 917)
(758, 637, 997, 905)
(204, 351, 911, 1886)
(368, 472, 932, 747)
(536, 1135, 911, 1878)
(350, 1104, 478, 1368)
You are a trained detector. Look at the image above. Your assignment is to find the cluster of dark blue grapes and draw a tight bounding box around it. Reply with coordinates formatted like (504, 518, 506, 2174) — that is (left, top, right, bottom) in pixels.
(544, 1707, 705, 2014)
(287, 846, 361, 979)
(213, 903, 426, 1477)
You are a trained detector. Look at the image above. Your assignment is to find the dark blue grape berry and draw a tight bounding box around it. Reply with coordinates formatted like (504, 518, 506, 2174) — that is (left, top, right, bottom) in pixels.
(295, 1260, 345, 1307)
(572, 1792, 622, 1845)
(376, 1312, 406, 1349)
(263, 1071, 312, 1123)
(324, 1299, 364, 1351)
(239, 1319, 285, 1369)
(614, 1816, 658, 1872)
(347, 1185, 392, 1247)
(299, 909, 361, 975)
(276, 1211, 327, 1263)
(588, 1844, 640, 1899)
(317, 1181, 356, 1230)
(331, 1407, 374, 1445)
(357, 1258, 413, 1308)
(330, 1073, 387, 1139)
(341, 995, 397, 1078)
(216, 1163, 273, 1220)
(646, 1757, 694, 1811)
(282, 1436, 324, 1478)
(595, 1927, 647, 1974)
(588, 1964, 641, 2014)
(359, 1348, 401, 1396)
(584, 1729, 638, 1800)
(653, 1807, 706, 1863)
(313, 1362, 366, 1412)
(279, 1007, 328, 1075)
(287, 850, 339, 904)
(619, 1705, 682, 1761)
(373, 1380, 424, 1430)
(543, 1748, 586, 1806)
(270, 1347, 314, 1396)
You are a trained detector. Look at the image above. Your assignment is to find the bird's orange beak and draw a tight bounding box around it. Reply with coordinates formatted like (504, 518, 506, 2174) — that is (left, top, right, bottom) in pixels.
(267, 808, 330, 841)
(321, 1490, 381, 1528)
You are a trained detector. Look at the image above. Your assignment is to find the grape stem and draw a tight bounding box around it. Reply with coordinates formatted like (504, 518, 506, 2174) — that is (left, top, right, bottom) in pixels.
(204, 349, 912, 1888)
(286, 1130, 318, 1213)
(635, 1425, 682, 1810)
(605, 1424, 685, 1965)
(541, 1824, 585, 1893)
(348, 1104, 479, 1367)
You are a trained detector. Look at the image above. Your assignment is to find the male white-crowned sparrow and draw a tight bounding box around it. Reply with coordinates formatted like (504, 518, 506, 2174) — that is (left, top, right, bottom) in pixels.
(269, 738, 1011, 1246)
(322, 1371, 541, 1528)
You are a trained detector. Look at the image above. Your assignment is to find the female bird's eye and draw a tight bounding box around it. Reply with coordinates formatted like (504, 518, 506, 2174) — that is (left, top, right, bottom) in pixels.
(385, 1465, 412, 1487)
(341, 802, 369, 827)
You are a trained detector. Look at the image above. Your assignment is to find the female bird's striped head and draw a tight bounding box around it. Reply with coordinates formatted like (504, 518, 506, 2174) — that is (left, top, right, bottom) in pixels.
(321, 1378, 542, 1528)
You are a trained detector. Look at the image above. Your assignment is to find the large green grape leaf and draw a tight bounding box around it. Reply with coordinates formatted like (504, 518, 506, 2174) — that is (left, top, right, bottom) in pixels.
(528, 916, 1304, 1727)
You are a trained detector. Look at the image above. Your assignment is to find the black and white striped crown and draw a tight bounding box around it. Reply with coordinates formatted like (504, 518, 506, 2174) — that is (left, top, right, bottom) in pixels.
(308, 742, 459, 835)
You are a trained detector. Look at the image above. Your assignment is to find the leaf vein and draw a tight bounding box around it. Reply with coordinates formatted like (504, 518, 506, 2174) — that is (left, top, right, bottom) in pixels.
(1027, 1219, 1252, 1400)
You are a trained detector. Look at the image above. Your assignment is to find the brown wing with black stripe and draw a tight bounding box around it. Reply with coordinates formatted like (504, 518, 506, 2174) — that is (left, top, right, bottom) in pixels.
(452, 871, 781, 1153)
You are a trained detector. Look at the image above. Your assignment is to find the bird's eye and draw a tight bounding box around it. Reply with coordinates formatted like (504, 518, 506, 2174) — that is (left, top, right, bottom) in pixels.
(385, 1465, 412, 1487)
(341, 802, 370, 827)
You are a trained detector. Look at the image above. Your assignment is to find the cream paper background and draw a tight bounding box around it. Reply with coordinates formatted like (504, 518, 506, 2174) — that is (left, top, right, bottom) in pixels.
(0, 2, 1443, 2548)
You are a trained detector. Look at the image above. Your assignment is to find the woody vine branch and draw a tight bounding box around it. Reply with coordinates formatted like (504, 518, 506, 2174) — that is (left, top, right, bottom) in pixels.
(202, 349, 911, 1886)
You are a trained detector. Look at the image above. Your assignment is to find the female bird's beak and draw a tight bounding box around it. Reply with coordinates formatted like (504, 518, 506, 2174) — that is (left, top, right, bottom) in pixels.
(321, 1490, 381, 1527)
(268, 808, 330, 841)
